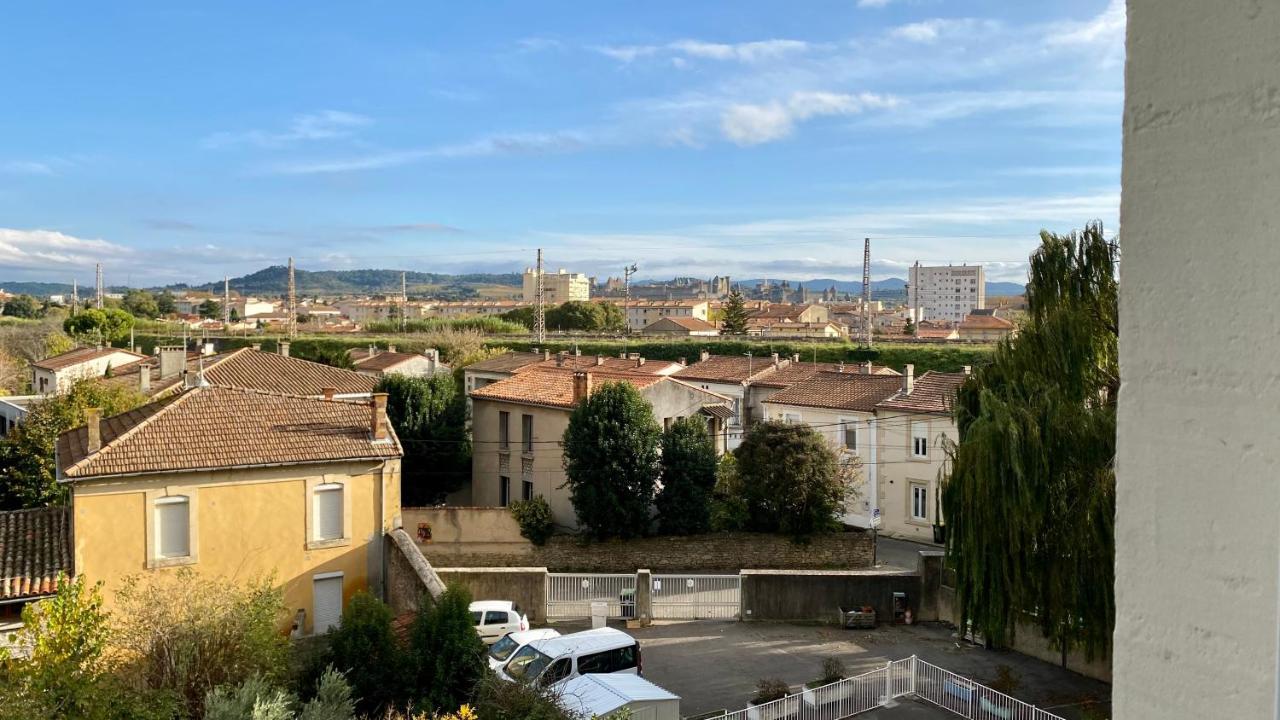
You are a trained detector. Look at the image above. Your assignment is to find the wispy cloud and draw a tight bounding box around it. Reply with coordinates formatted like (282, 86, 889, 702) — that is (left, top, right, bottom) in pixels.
(267, 131, 590, 175)
(721, 91, 899, 145)
(0, 160, 56, 176)
(0, 228, 132, 269)
(856, 0, 896, 7)
(592, 38, 811, 64)
(1046, 0, 1125, 48)
(202, 110, 372, 149)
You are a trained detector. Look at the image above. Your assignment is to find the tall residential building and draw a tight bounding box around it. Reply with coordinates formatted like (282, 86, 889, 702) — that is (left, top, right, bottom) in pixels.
(907, 264, 985, 323)
(522, 268, 590, 303)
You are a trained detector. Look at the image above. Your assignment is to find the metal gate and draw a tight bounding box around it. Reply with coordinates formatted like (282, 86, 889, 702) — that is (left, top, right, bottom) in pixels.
(651, 574, 740, 619)
(546, 573, 637, 619)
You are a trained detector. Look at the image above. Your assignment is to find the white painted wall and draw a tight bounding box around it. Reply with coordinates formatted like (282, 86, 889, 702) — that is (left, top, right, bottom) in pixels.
(1115, 1, 1280, 717)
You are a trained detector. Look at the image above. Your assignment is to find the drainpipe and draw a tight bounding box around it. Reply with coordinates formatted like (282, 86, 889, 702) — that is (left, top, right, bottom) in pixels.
(869, 416, 879, 536)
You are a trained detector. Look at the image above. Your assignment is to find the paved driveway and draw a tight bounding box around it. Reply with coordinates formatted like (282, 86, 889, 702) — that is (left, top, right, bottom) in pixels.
(875, 535, 941, 571)
(548, 620, 1110, 720)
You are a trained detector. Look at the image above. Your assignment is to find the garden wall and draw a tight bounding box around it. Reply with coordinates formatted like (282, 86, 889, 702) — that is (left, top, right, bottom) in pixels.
(435, 567, 549, 622)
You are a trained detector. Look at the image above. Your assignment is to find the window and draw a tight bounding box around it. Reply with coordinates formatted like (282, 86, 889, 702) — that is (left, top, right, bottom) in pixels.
(783, 413, 801, 424)
(498, 411, 510, 450)
(521, 414, 533, 453)
(842, 420, 857, 451)
(577, 650, 611, 674)
(522, 480, 534, 501)
(540, 658, 573, 687)
(911, 421, 928, 458)
(484, 610, 509, 625)
(155, 496, 190, 559)
(313, 483, 344, 541)
(312, 573, 344, 634)
(911, 484, 928, 521)
(499, 476, 511, 507)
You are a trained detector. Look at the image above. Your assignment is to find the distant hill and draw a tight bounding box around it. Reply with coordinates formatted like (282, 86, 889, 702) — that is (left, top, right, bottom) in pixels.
(171, 266, 523, 298)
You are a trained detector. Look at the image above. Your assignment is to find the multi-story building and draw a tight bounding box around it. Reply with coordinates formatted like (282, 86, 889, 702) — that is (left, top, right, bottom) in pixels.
(617, 299, 710, 332)
(522, 268, 590, 303)
(673, 351, 788, 448)
(907, 264, 985, 323)
(424, 300, 529, 318)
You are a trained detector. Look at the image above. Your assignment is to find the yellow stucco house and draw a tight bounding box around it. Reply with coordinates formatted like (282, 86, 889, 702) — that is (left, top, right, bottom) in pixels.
(55, 385, 402, 635)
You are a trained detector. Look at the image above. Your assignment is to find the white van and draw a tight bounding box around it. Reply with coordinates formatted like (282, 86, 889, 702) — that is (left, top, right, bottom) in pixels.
(499, 627, 642, 687)
(488, 628, 561, 672)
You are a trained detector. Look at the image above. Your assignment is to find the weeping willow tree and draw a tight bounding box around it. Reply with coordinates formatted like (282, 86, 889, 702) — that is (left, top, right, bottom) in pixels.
(942, 222, 1117, 662)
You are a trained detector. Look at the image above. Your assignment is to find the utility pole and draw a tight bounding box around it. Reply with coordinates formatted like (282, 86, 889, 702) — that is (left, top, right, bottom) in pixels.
(861, 238, 873, 348)
(912, 260, 921, 329)
(623, 263, 638, 335)
(534, 249, 546, 343)
(223, 276, 230, 326)
(71, 279, 78, 316)
(95, 263, 103, 309)
(287, 257, 297, 339)
(400, 271, 407, 332)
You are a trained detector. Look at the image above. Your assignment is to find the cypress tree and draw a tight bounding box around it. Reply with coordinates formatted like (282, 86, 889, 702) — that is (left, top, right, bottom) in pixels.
(720, 290, 751, 335)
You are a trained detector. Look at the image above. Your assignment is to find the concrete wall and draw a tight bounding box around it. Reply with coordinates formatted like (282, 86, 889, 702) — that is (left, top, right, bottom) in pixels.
(405, 506, 526, 548)
(741, 569, 920, 623)
(385, 528, 446, 616)
(419, 530, 874, 573)
(1116, 1, 1280, 716)
(436, 567, 549, 622)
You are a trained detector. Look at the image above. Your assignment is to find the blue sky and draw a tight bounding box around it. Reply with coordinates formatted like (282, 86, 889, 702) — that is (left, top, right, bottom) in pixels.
(0, 0, 1122, 287)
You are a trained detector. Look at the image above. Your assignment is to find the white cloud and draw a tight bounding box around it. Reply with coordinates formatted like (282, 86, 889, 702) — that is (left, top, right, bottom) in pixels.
(268, 131, 591, 175)
(202, 110, 372, 149)
(721, 91, 900, 145)
(1046, 0, 1125, 47)
(0, 228, 132, 269)
(0, 161, 55, 176)
(856, 0, 894, 7)
(593, 38, 810, 65)
(593, 44, 659, 63)
(891, 21, 943, 43)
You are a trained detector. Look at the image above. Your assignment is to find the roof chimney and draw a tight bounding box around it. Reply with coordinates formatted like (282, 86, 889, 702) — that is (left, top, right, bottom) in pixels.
(279, 341, 290, 358)
(388, 344, 396, 353)
(699, 350, 710, 363)
(573, 371, 593, 405)
(371, 393, 389, 441)
(771, 353, 780, 368)
(678, 357, 687, 367)
(251, 343, 262, 351)
(963, 365, 972, 375)
(837, 361, 845, 373)
(556, 352, 565, 367)
(158, 346, 185, 379)
(863, 360, 873, 375)
(84, 408, 102, 454)
(636, 357, 645, 367)
(544, 350, 552, 361)
(574, 347, 581, 357)
(139, 368, 151, 393)
(595, 355, 604, 366)
(905, 364, 915, 395)
(322, 386, 336, 401)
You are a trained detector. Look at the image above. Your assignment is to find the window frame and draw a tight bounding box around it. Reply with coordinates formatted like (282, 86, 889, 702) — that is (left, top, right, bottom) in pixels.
(155, 496, 191, 560)
(305, 476, 352, 550)
(145, 488, 198, 568)
(499, 476, 511, 507)
(911, 483, 928, 522)
(521, 414, 534, 454)
(498, 410, 510, 450)
(312, 482, 345, 543)
(839, 417, 858, 452)
(522, 479, 534, 502)
(910, 421, 929, 459)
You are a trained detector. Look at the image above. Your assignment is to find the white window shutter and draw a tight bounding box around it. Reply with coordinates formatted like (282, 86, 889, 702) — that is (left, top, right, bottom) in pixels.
(157, 497, 190, 558)
(313, 575, 343, 634)
(315, 484, 343, 541)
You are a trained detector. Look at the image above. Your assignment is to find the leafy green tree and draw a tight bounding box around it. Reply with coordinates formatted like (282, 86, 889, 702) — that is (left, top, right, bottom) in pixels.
(709, 454, 749, 532)
(63, 308, 135, 343)
(509, 495, 555, 545)
(156, 290, 177, 315)
(121, 289, 160, 319)
(545, 301, 600, 331)
(562, 381, 661, 539)
(229, 307, 241, 323)
(734, 421, 844, 538)
(904, 318, 916, 336)
(655, 417, 718, 535)
(2, 294, 43, 319)
(0, 380, 147, 509)
(942, 222, 1117, 662)
(408, 584, 487, 712)
(499, 306, 536, 330)
(324, 592, 404, 716)
(198, 298, 223, 319)
(720, 290, 751, 335)
(377, 374, 471, 505)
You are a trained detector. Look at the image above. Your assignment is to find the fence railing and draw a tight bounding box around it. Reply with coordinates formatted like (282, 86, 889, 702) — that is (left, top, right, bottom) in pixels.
(545, 573, 636, 619)
(651, 574, 741, 620)
(707, 656, 1063, 720)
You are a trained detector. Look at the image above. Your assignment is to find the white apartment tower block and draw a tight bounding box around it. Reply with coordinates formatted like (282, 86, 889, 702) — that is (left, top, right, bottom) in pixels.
(522, 267, 590, 303)
(907, 263, 985, 323)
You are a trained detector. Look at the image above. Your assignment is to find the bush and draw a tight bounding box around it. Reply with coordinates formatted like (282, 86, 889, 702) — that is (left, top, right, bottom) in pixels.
(751, 678, 792, 705)
(735, 421, 845, 539)
(510, 496, 556, 545)
(474, 676, 583, 720)
(820, 657, 847, 684)
(708, 454, 749, 533)
(408, 584, 487, 712)
(204, 667, 356, 720)
(324, 592, 405, 715)
(655, 417, 718, 535)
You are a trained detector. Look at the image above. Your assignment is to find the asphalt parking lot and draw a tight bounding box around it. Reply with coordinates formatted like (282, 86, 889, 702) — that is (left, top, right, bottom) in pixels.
(547, 619, 1110, 720)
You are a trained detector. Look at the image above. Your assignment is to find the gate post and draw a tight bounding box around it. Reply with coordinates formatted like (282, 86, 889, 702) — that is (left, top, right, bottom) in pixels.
(635, 569, 653, 627)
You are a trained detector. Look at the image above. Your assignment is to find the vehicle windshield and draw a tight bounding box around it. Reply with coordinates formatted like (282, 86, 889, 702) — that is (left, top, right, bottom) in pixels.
(489, 634, 521, 662)
(504, 644, 554, 683)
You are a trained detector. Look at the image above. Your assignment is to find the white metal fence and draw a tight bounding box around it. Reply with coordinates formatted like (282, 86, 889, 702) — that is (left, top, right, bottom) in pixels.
(651, 574, 741, 620)
(708, 656, 1064, 720)
(546, 573, 636, 619)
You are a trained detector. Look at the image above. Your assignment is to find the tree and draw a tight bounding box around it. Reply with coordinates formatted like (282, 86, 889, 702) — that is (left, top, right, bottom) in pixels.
(942, 222, 1117, 662)
(198, 298, 223, 319)
(904, 318, 916, 336)
(499, 306, 536, 330)
(156, 290, 177, 316)
(655, 417, 718, 535)
(2, 294, 43, 319)
(63, 308, 135, 343)
(562, 381, 661, 539)
(229, 307, 240, 323)
(408, 584, 487, 712)
(0, 380, 147, 509)
(324, 592, 404, 716)
(734, 421, 845, 538)
(720, 290, 751, 335)
(121, 289, 160, 319)
(377, 374, 471, 505)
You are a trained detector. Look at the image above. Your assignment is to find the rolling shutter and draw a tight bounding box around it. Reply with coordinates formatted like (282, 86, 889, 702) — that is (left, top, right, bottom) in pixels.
(314, 484, 343, 541)
(313, 574, 343, 634)
(156, 497, 190, 558)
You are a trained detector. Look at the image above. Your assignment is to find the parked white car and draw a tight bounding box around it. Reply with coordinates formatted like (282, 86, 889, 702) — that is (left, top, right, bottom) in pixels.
(470, 600, 529, 645)
(488, 628, 561, 671)
(498, 627, 642, 687)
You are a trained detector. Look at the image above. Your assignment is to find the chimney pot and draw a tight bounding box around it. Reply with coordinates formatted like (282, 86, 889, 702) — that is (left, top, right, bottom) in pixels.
(388, 344, 396, 354)
(251, 343, 262, 351)
(619, 352, 627, 359)
(636, 357, 645, 367)
(544, 350, 552, 361)
(863, 360, 873, 375)
(596, 355, 604, 366)
(279, 341, 290, 358)
(963, 365, 972, 376)
(139, 369, 151, 393)
(85, 408, 102, 454)
(678, 357, 687, 366)
(556, 353, 565, 367)
(837, 361, 845, 373)
(322, 387, 336, 401)
(572, 371, 594, 404)
(771, 353, 780, 368)
(158, 346, 186, 380)
(905, 364, 915, 395)
(699, 350, 710, 363)
(574, 348, 581, 357)
(371, 393, 389, 441)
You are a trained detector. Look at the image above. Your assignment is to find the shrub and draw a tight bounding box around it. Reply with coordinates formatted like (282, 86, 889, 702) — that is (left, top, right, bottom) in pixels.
(655, 417, 718, 535)
(325, 592, 405, 715)
(204, 667, 356, 720)
(510, 496, 556, 545)
(408, 584, 487, 712)
(751, 678, 792, 705)
(474, 676, 583, 720)
(708, 454, 749, 533)
(735, 421, 845, 539)
(820, 657, 847, 684)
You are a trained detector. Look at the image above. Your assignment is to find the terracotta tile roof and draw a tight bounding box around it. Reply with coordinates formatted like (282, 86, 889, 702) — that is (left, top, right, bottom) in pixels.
(470, 369, 672, 409)
(0, 506, 72, 601)
(350, 350, 428, 372)
(32, 346, 147, 372)
(522, 355, 683, 375)
(748, 304, 819, 320)
(763, 372, 904, 412)
(463, 352, 546, 374)
(673, 355, 781, 384)
(752, 362, 900, 389)
(57, 386, 402, 481)
(643, 317, 718, 332)
(876, 371, 969, 414)
(202, 348, 376, 396)
(959, 313, 1015, 330)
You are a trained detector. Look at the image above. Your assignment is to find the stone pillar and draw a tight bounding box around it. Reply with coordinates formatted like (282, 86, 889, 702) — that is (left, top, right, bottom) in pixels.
(634, 568, 653, 627)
